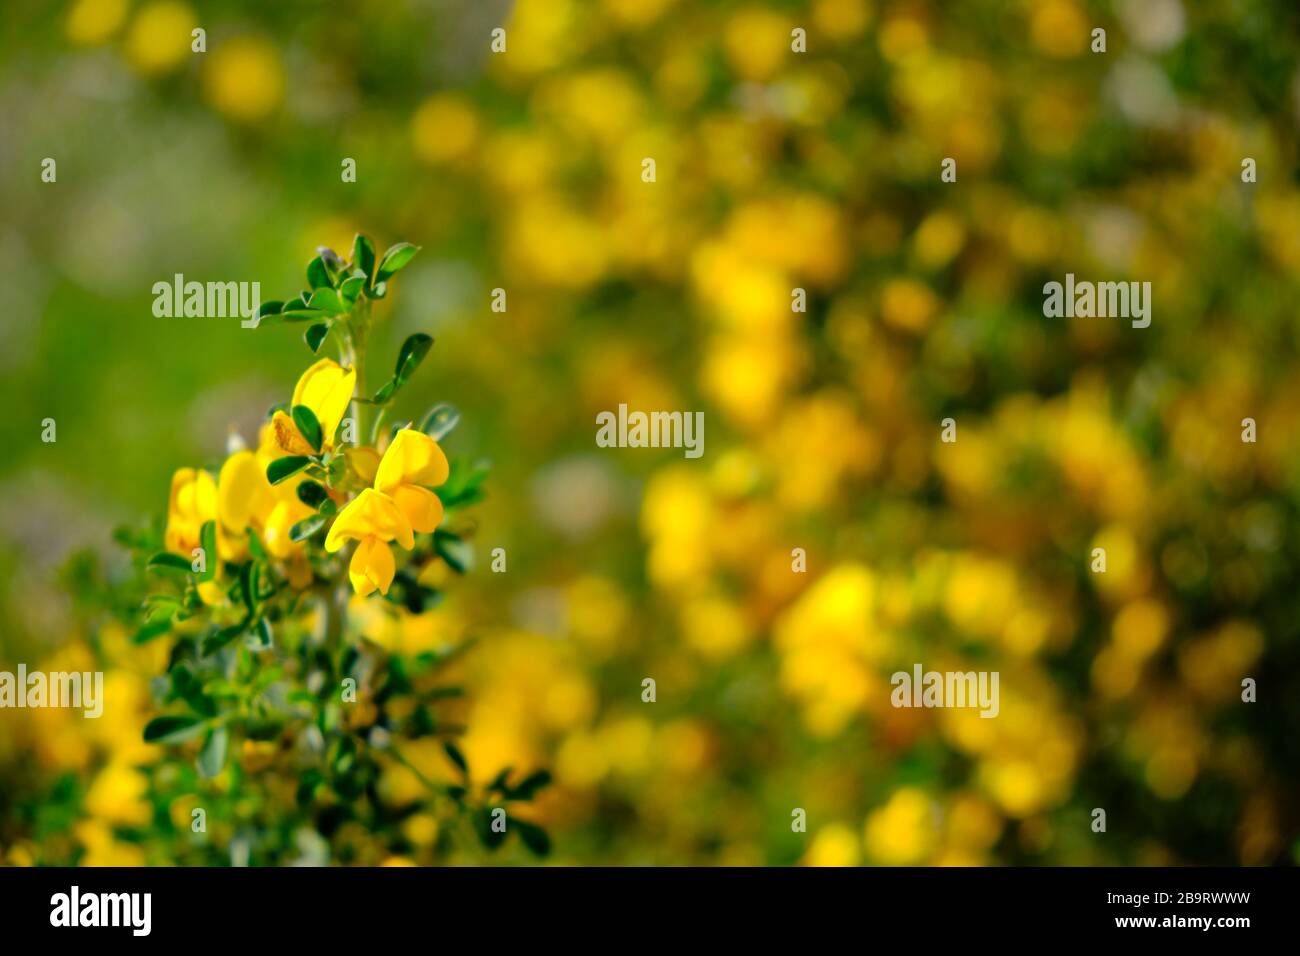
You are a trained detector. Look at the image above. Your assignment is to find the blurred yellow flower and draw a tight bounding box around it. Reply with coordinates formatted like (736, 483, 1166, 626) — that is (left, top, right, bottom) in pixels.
(124, 2, 196, 76)
(203, 36, 284, 122)
(865, 788, 938, 864)
(165, 467, 216, 555)
(66, 0, 127, 46)
(412, 94, 479, 165)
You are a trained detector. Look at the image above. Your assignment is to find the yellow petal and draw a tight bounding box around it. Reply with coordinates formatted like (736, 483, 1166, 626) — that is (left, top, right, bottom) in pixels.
(263, 499, 315, 560)
(375, 429, 450, 493)
(197, 580, 226, 607)
(271, 410, 317, 456)
(217, 450, 276, 538)
(388, 484, 444, 534)
(325, 488, 414, 552)
(292, 358, 356, 448)
(346, 446, 382, 485)
(349, 537, 395, 596)
(165, 468, 216, 554)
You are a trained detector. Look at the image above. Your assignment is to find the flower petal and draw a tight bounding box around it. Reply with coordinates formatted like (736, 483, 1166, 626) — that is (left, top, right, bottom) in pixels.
(325, 488, 414, 552)
(217, 450, 275, 538)
(375, 429, 450, 493)
(388, 484, 444, 534)
(292, 358, 356, 447)
(349, 536, 395, 596)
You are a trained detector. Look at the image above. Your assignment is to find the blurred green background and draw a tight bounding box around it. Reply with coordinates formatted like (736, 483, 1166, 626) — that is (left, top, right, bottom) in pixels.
(2, 0, 1299, 865)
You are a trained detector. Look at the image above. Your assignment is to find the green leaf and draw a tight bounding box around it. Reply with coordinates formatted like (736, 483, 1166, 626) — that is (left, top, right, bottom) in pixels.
(419, 403, 460, 441)
(252, 617, 274, 649)
(433, 531, 472, 572)
(246, 529, 268, 561)
(198, 520, 217, 582)
(239, 562, 260, 617)
(393, 333, 433, 386)
(307, 255, 331, 290)
(289, 513, 328, 542)
(338, 274, 365, 305)
(352, 234, 376, 285)
(437, 459, 491, 509)
(279, 309, 325, 324)
(506, 769, 552, 801)
(201, 623, 246, 657)
(305, 322, 329, 354)
(443, 741, 469, 777)
(376, 242, 420, 281)
(291, 405, 323, 453)
(514, 819, 551, 857)
(474, 807, 507, 850)
(147, 552, 193, 574)
(132, 619, 172, 644)
(258, 300, 284, 318)
(143, 714, 206, 744)
(307, 287, 345, 315)
(296, 480, 329, 508)
(197, 727, 228, 779)
(267, 456, 312, 485)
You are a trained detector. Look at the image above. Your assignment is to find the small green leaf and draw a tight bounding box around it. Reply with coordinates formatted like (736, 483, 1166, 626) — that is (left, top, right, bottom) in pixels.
(291, 405, 323, 452)
(252, 617, 273, 650)
(279, 309, 325, 323)
(339, 274, 365, 305)
(393, 333, 433, 386)
(197, 727, 228, 778)
(267, 456, 312, 485)
(433, 531, 471, 572)
(289, 514, 328, 542)
(296, 480, 328, 508)
(307, 287, 345, 315)
(258, 300, 284, 318)
(352, 234, 376, 285)
(148, 552, 193, 574)
(305, 322, 329, 354)
(474, 807, 507, 850)
(246, 529, 268, 561)
(132, 619, 172, 644)
(201, 622, 246, 656)
(376, 242, 420, 281)
(444, 741, 469, 777)
(507, 769, 552, 801)
(514, 819, 551, 857)
(307, 255, 331, 290)
(198, 520, 217, 582)
(419, 403, 460, 441)
(240, 562, 260, 617)
(143, 714, 206, 744)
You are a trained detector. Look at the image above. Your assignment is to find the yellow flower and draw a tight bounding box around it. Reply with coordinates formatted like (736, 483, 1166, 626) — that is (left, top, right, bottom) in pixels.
(66, 0, 128, 46)
(165, 467, 216, 555)
(272, 358, 356, 454)
(203, 36, 284, 122)
(216, 444, 314, 563)
(216, 450, 276, 558)
(374, 429, 449, 534)
(349, 536, 397, 597)
(325, 488, 415, 596)
(124, 2, 196, 76)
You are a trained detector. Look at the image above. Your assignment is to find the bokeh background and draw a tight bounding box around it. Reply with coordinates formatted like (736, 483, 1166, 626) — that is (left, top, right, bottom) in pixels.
(2, 0, 1300, 865)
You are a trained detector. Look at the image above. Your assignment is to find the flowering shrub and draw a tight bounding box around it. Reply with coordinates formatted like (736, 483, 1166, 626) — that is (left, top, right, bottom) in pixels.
(78, 238, 550, 865)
